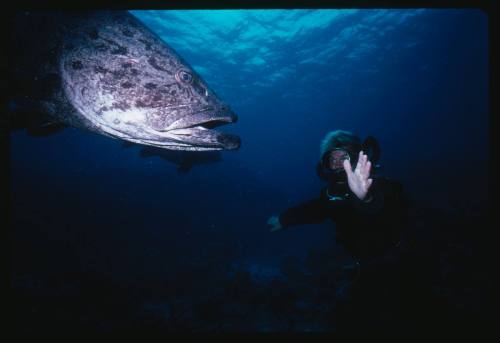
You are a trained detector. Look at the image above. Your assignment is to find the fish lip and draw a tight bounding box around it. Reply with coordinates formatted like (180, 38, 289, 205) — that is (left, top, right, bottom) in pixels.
(215, 131, 241, 150)
(164, 108, 238, 131)
(165, 126, 241, 150)
(152, 108, 240, 150)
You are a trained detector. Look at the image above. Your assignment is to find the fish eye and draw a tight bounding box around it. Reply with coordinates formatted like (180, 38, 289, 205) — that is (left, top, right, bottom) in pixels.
(176, 69, 193, 84)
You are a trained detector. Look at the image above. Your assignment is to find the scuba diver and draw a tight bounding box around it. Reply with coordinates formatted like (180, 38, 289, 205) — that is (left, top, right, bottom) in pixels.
(267, 130, 418, 332)
(268, 130, 408, 261)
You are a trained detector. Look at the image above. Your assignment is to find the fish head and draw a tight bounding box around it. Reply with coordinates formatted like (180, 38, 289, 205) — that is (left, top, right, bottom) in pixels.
(60, 11, 240, 151)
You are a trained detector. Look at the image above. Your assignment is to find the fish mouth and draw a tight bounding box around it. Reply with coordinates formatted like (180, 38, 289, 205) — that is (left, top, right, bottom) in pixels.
(147, 110, 240, 151)
(167, 125, 241, 151)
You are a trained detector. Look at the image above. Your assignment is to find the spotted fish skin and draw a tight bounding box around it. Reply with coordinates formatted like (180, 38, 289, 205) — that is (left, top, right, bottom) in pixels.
(7, 11, 240, 151)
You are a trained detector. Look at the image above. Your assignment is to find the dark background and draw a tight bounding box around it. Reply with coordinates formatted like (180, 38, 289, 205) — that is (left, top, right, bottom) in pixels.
(5, 6, 494, 334)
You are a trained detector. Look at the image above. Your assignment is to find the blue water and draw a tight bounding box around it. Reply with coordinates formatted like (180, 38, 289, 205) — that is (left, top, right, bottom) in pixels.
(9, 9, 490, 333)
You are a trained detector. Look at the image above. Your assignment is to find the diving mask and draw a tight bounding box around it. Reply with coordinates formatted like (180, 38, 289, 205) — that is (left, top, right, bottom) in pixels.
(327, 148, 351, 172)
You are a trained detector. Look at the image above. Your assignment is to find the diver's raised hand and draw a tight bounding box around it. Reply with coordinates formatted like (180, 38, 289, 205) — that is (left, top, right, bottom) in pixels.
(267, 215, 283, 232)
(343, 151, 373, 201)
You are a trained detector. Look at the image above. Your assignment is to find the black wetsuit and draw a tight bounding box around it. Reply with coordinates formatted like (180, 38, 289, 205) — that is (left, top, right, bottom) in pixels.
(279, 176, 408, 264)
(278, 176, 431, 331)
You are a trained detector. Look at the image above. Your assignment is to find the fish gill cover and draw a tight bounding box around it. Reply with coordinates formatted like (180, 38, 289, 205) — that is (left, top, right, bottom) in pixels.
(8, 9, 491, 333)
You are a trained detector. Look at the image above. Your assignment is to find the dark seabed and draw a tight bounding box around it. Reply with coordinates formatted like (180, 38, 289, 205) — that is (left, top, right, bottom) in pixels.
(7, 8, 493, 334)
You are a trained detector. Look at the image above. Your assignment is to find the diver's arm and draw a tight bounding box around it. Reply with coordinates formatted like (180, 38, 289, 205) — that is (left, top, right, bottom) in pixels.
(349, 177, 408, 217)
(349, 181, 385, 215)
(277, 197, 329, 229)
(344, 151, 384, 215)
